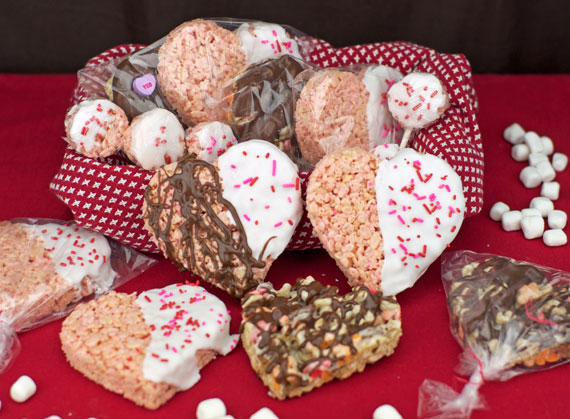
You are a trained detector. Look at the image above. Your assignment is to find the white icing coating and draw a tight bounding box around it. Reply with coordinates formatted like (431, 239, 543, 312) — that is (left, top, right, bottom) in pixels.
(126, 108, 185, 171)
(361, 65, 404, 147)
(186, 122, 237, 163)
(375, 149, 465, 295)
(23, 223, 115, 293)
(387, 73, 449, 129)
(236, 22, 302, 65)
(373, 143, 400, 161)
(217, 140, 302, 261)
(136, 284, 238, 390)
(65, 99, 124, 152)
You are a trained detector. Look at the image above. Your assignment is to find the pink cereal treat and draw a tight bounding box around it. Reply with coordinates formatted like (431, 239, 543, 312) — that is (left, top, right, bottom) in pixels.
(185, 121, 237, 163)
(0, 221, 115, 331)
(64, 99, 128, 158)
(122, 108, 186, 171)
(157, 19, 247, 125)
(60, 283, 237, 409)
(306, 147, 465, 295)
(295, 70, 369, 165)
(142, 140, 302, 298)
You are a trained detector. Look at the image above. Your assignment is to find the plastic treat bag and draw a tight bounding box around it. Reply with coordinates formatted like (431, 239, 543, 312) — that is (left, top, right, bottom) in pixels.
(418, 250, 570, 418)
(0, 218, 157, 372)
(292, 64, 405, 166)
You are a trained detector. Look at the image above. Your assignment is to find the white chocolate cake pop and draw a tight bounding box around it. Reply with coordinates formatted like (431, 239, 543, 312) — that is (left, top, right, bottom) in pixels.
(387, 73, 450, 148)
(236, 21, 302, 65)
(185, 121, 237, 163)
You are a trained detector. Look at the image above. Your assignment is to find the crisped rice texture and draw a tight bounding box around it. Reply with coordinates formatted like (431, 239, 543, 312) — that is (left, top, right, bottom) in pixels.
(306, 148, 385, 291)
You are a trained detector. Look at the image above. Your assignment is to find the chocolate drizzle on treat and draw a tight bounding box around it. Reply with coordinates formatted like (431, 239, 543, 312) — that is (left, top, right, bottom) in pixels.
(448, 256, 570, 369)
(144, 154, 265, 298)
(230, 55, 305, 152)
(241, 277, 400, 393)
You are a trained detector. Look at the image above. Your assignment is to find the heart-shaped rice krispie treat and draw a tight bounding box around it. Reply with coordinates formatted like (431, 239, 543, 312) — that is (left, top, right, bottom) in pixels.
(60, 283, 238, 409)
(240, 276, 402, 399)
(306, 147, 466, 296)
(142, 140, 303, 298)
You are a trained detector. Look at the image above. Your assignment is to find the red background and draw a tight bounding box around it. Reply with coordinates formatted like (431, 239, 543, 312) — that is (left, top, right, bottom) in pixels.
(0, 74, 569, 418)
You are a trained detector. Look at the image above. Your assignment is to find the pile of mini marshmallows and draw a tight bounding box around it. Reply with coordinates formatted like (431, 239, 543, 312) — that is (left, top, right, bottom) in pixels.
(490, 123, 569, 246)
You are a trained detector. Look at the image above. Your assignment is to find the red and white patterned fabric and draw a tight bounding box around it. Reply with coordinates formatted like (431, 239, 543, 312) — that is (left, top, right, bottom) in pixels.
(51, 40, 483, 254)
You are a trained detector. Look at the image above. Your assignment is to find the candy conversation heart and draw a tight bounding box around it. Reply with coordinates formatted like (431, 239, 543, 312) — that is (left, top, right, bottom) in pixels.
(306, 147, 465, 296)
(142, 140, 303, 298)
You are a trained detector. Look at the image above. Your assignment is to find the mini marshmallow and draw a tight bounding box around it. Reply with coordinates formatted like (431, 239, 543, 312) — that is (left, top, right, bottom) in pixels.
(543, 229, 568, 247)
(541, 181, 560, 200)
(541, 136, 554, 155)
(502, 210, 522, 231)
(536, 160, 556, 182)
(552, 152, 568, 172)
(10, 375, 37, 403)
(528, 153, 548, 167)
(511, 144, 530, 162)
(520, 166, 541, 188)
(548, 210, 567, 229)
(196, 398, 227, 419)
(521, 208, 542, 218)
(530, 197, 554, 217)
(524, 131, 543, 153)
(521, 215, 545, 239)
(490, 202, 510, 221)
(503, 123, 525, 145)
(373, 404, 403, 419)
(250, 408, 280, 419)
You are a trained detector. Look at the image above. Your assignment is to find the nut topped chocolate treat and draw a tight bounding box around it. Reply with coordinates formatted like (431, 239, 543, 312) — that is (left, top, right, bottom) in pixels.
(229, 54, 305, 150)
(240, 276, 402, 399)
(448, 256, 570, 369)
(108, 53, 172, 120)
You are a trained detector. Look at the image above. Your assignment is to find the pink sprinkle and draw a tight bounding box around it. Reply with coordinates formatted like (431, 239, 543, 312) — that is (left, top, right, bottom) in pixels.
(333, 209, 337, 215)
(265, 205, 270, 209)
(399, 244, 408, 254)
(413, 193, 427, 200)
(391, 248, 397, 254)
(243, 177, 253, 184)
(397, 215, 406, 225)
(381, 129, 389, 137)
(413, 160, 421, 166)
(414, 218, 424, 222)
(231, 164, 236, 169)
(272, 29, 277, 36)
(234, 184, 241, 188)
(448, 206, 456, 213)
(429, 193, 437, 201)
(283, 183, 295, 188)
(288, 196, 292, 203)
(272, 160, 276, 176)
(172, 347, 177, 353)
(243, 214, 251, 221)
(274, 222, 283, 227)
(388, 210, 397, 215)
(402, 205, 406, 212)
(439, 184, 451, 192)
(210, 136, 217, 145)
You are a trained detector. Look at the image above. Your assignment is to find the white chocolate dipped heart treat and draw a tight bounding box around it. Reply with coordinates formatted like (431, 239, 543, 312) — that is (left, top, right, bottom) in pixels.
(236, 21, 302, 65)
(306, 147, 465, 295)
(143, 140, 303, 298)
(387, 72, 450, 148)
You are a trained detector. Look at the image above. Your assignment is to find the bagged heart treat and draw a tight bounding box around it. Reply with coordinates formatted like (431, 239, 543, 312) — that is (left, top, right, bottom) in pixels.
(418, 251, 570, 418)
(241, 276, 402, 399)
(307, 147, 465, 295)
(51, 20, 483, 254)
(60, 283, 238, 409)
(0, 218, 156, 372)
(142, 140, 303, 298)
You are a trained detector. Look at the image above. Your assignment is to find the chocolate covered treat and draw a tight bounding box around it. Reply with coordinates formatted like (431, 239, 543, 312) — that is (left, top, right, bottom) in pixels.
(108, 53, 172, 121)
(229, 55, 305, 149)
(240, 276, 402, 399)
(142, 140, 302, 298)
(448, 256, 570, 369)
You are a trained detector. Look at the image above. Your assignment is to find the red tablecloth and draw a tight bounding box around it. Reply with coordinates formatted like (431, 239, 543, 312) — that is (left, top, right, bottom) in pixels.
(0, 74, 569, 419)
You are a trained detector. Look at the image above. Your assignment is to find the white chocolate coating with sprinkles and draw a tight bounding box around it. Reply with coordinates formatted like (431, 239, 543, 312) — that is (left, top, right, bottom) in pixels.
(236, 22, 302, 65)
(387, 73, 449, 130)
(375, 149, 465, 295)
(135, 284, 238, 390)
(23, 223, 115, 293)
(123, 108, 185, 171)
(185, 122, 237, 163)
(361, 65, 403, 147)
(217, 140, 302, 261)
